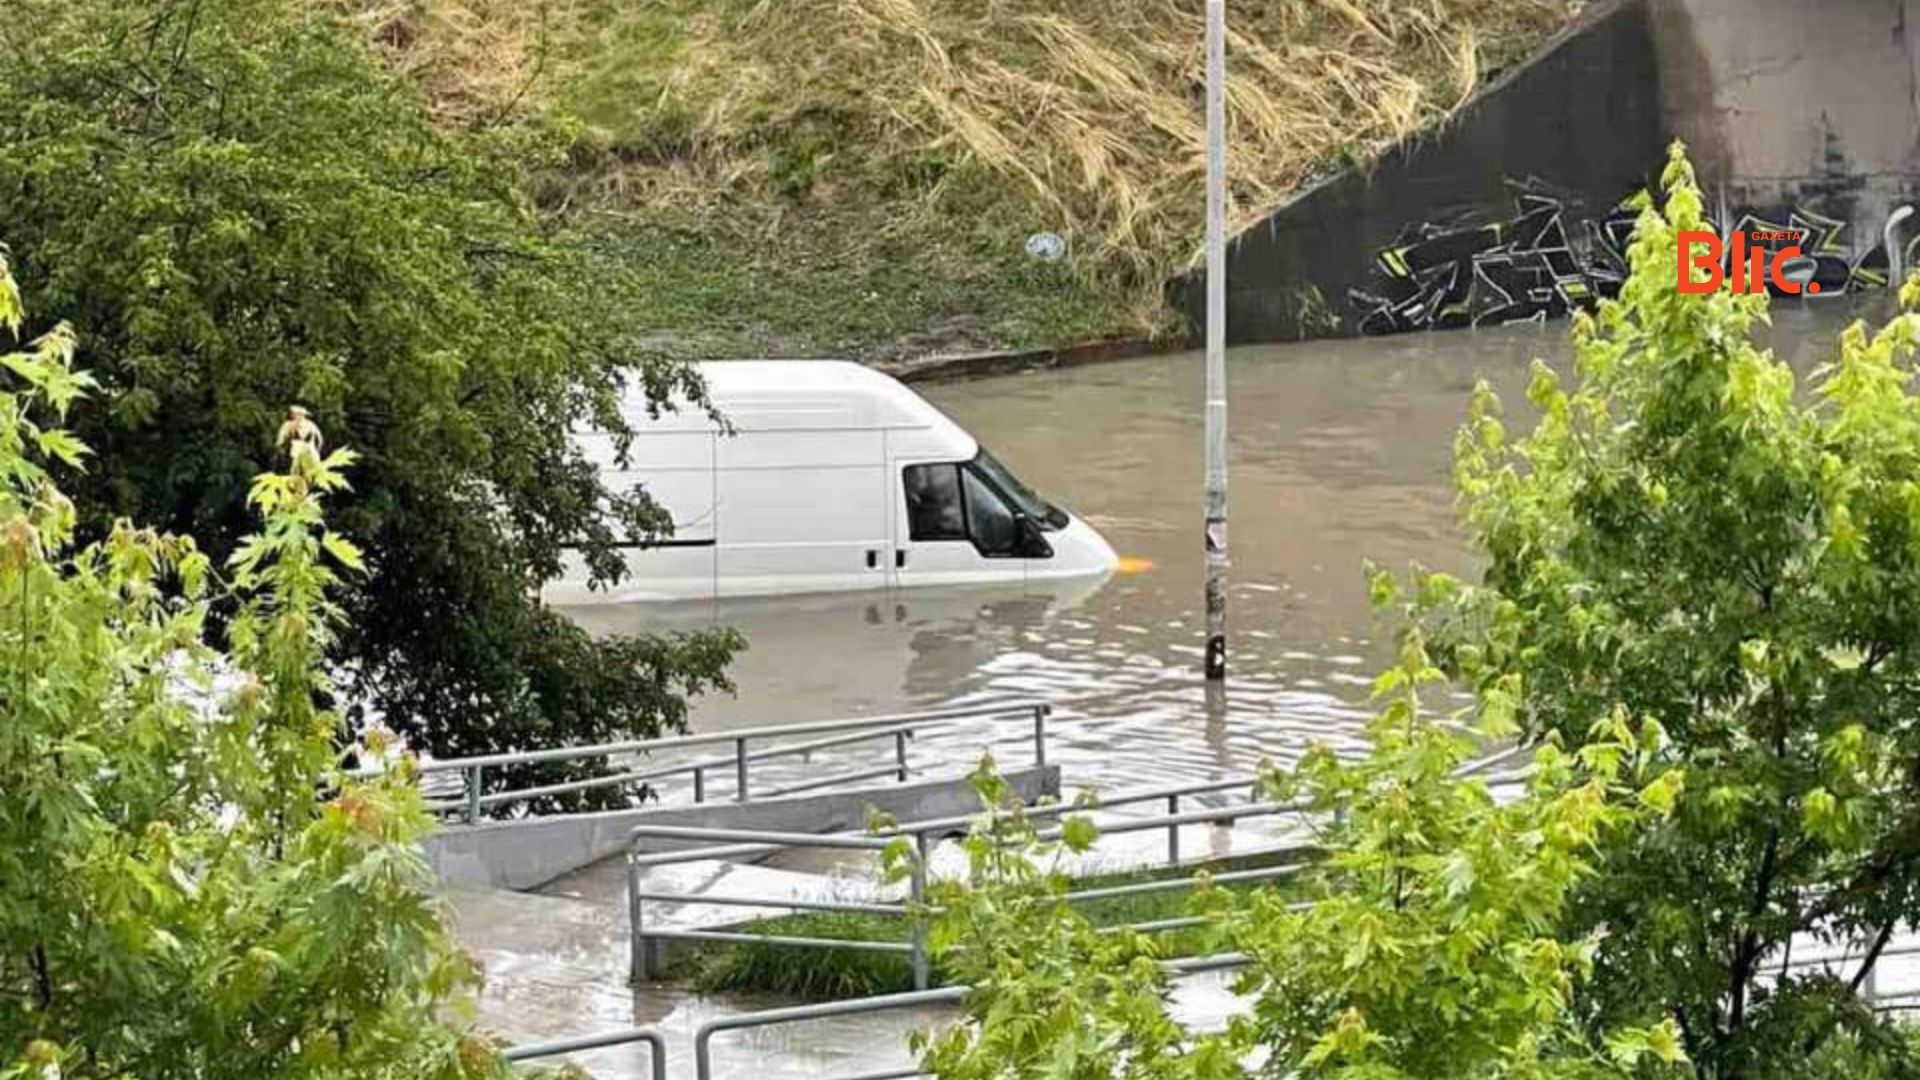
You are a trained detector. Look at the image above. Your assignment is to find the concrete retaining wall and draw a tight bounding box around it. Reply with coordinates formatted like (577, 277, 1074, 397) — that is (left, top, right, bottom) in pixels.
(1172, 0, 1920, 344)
(1654, 0, 1920, 244)
(423, 765, 1061, 891)
(1170, 0, 1665, 342)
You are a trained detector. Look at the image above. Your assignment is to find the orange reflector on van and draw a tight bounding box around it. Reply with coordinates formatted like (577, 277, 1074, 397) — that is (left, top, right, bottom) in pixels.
(1115, 556, 1155, 575)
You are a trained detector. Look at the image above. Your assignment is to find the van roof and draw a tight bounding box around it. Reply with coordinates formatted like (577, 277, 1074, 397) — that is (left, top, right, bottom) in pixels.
(697, 359, 892, 398)
(613, 360, 974, 448)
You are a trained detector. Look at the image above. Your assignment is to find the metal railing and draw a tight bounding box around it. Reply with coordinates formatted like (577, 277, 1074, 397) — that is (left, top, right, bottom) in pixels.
(503, 1027, 665, 1079)
(690, 953, 1250, 1080)
(1776, 939, 1920, 1006)
(625, 773, 1309, 989)
(693, 986, 964, 1080)
(499, 953, 1253, 1078)
(499, 930, 1920, 1078)
(358, 701, 1051, 824)
(511, 936, 1920, 1079)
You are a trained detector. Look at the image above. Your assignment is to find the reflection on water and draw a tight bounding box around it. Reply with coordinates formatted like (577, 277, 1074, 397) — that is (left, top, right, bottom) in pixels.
(560, 301, 1868, 792)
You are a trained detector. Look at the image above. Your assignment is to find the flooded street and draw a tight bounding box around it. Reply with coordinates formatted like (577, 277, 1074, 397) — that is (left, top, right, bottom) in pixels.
(501, 302, 1895, 1079)
(560, 302, 1865, 793)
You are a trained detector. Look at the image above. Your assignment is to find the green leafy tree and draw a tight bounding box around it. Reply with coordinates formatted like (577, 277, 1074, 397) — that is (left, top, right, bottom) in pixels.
(906, 633, 1688, 1080)
(0, 0, 739, 789)
(1220, 631, 1687, 1079)
(0, 257, 505, 1078)
(1406, 141, 1920, 1075)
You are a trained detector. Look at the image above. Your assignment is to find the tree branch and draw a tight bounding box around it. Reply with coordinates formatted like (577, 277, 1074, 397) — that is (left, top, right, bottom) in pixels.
(30, 944, 50, 1010)
(1849, 920, 1897, 994)
(1728, 825, 1782, 1031)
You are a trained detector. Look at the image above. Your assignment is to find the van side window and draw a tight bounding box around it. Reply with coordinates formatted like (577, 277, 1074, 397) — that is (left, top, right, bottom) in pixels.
(962, 468, 1020, 555)
(904, 463, 966, 541)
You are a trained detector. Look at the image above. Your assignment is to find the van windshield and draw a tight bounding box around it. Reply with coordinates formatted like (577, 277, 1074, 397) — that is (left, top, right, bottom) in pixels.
(972, 449, 1069, 530)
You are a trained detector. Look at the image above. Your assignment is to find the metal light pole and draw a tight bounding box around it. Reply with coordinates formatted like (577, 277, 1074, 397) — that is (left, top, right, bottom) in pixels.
(1202, 0, 1229, 682)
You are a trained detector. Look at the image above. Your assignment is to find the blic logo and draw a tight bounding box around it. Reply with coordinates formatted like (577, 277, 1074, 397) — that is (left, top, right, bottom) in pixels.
(1677, 229, 1819, 294)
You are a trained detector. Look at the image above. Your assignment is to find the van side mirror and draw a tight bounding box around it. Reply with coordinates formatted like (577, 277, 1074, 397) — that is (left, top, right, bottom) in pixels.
(1016, 514, 1053, 559)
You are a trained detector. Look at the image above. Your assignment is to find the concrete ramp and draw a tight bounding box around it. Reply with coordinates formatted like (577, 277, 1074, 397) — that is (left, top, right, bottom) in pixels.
(540, 847, 893, 928)
(425, 765, 1060, 891)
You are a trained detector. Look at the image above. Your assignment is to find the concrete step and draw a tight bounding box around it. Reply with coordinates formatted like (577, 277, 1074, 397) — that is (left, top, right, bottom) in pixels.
(541, 852, 893, 929)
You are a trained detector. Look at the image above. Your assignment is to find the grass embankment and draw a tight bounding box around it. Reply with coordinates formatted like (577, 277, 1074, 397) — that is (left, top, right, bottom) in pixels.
(668, 857, 1304, 1000)
(343, 0, 1576, 361)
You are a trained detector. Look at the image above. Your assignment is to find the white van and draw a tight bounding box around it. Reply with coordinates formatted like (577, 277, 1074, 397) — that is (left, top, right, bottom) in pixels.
(544, 361, 1119, 603)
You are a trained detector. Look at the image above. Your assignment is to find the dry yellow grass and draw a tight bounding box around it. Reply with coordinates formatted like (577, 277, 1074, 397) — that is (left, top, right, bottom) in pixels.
(338, 0, 1576, 339)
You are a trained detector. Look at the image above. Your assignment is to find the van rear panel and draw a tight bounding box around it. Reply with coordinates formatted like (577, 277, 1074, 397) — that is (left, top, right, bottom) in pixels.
(573, 428, 719, 600)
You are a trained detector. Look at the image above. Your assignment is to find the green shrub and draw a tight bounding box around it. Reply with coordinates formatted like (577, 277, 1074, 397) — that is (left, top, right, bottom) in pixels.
(902, 666, 1688, 1079)
(0, 258, 506, 1079)
(681, 912, 928, 1001)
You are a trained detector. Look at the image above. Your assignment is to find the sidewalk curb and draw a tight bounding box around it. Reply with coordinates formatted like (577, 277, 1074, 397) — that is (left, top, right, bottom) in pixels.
(878, 337, 1181, 385)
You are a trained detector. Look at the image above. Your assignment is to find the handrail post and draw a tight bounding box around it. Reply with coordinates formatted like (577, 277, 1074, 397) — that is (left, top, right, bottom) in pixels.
(894, 729, 910, 783)
(1167, 793, 1181, 865)
(910, 831, 931, 991)
(735, 737, 749, 802)
(1032, 704, 1049, 767)
(693, 765, 706, 804)
(466, 764, 483, 826)
(628, 854, 651, 983)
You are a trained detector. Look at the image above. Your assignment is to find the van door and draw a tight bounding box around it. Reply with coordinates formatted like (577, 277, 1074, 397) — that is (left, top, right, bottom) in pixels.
(716, 429, 893, 597)
(891, 458, 1030, 588)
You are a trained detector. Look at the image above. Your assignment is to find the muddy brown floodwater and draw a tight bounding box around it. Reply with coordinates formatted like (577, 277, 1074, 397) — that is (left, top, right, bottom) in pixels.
(513, 302, 1898, 1080)
(560, 301, 1866, 794)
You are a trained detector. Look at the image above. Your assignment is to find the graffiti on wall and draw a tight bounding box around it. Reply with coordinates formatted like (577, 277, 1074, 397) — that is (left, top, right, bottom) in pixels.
(1717, 207, 1890, 296)
(1349, 180, 1897, 335)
